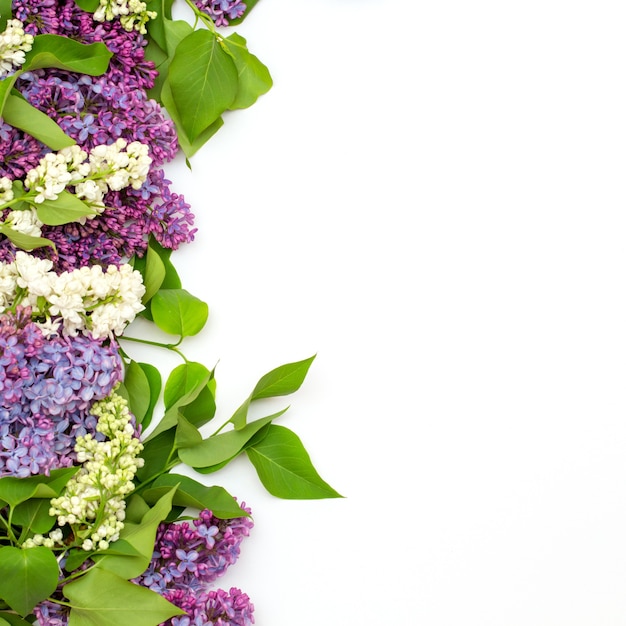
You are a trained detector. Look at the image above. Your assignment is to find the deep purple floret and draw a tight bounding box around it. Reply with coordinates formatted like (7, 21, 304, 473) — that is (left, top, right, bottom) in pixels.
(194, 0, 247, 27)
(0, 307, 123, 477)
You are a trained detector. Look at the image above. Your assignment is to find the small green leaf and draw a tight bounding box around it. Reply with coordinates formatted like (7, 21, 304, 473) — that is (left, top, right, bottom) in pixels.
(0, 546, 59, 616)
(124, 360, 152, 424)
(246, 424, 343, 499)
(25, 35, 112, 75)
(222, 33, 272, 110)
(174, 414, 202, 449)
(34, 190, 96, 226)
(164, 362, 212, 409)
(151, 288, 208, 337)
(0, 224, 56, 252)
(231, 355, 315, 429)
(168, 29, 238, 142)
(141, 241, 166, 303)
(178, 408, 288, 468)
(144, 373, 211, 442)
(64, 568, 184, 626)
(142, 474, 249, 518)
(2, 93, 75, 149)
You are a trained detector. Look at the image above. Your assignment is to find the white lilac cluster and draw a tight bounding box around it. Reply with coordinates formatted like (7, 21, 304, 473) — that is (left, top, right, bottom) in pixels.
(0, 177, 13, 204)
(94, 0, 157, 34)
(26, 392, 144, 551)
(0, 19, 33, 79)
(0, 251, 145, 338)
(22, 140, 152, 209)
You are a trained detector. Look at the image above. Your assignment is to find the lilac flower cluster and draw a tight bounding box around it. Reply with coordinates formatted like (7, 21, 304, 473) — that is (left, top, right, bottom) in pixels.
(1, 0, 196, 271)
(134, 506, 255, 625)
(194, 0, 247, 27)
(0, 306, 123, 477)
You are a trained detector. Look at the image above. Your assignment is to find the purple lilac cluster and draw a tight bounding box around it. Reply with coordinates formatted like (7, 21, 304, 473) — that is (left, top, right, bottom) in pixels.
(194, 0, 247, 27)
(133, 506, 255, 626)
(0, 306, 123, 477)
(1, 0, 196, 271)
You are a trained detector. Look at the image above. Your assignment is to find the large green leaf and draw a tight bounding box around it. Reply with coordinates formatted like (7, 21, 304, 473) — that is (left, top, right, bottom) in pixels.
(65, 568, 184, 626)
(222, 33, 272, 110)
(246, 424, 343, 499)
(168, 29, 238, 142)
(0, 546, 59, 616)
(0, 612, 32, 626)
(123, 360, 152, 425)
(2, 93, 74, 149)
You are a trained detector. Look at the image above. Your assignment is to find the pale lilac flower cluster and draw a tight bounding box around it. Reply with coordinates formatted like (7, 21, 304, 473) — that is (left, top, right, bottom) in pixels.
(194, 0, 247, 27)
(0, 306, 123, 478)
(0, 18, 33, 78)
(38, 391, 144, 551)
(133, 506, 254, 625)
(0, 251, 145, 338)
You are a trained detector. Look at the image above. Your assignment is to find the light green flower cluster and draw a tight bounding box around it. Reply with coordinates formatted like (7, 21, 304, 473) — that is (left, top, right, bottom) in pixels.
(26, 392, 144, 551)
(94, 0, 157, 34)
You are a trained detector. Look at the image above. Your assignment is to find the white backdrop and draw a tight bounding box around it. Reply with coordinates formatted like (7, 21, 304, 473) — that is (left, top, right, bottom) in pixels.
(139, 1, 626, 624)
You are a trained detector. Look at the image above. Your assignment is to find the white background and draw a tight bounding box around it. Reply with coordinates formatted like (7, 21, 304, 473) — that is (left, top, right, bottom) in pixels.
(136, 1, 626, 624)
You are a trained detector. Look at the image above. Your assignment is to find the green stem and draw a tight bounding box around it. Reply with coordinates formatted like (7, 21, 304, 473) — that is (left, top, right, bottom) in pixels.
(119, 334, 187, 361)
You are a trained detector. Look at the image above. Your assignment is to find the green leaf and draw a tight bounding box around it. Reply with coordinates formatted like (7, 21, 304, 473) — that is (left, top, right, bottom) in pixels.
(0, 224, 56, 252)
(0, 612, 32, 626)
(246, 424, 343, 499)
(34, 190, 95, 226)
(73, 0, 99, 11)
(134, 431, 176, 484)
(174, 414, 202, 449)
(124, 360, 152, 425)
(178, 408, 288, 468)
(25, 35, 112, 75)
(231, 355, 316, 429)
(0, 0, 12, 31)
(12, 499, 56, 535)
(151, 288, 208, 337)
(160, 78, 223, 158)
(143, 373, 211, 442)
(94, 487, 176, 580)
(141, 241, 166, 303)
(2, 93, 74, 149)
(0, 467, 79, 508)
(142, 474, 249, 518)
(168, 29, 238, 142)
(164, 362, 212, 409)
(222, 33, 272, 110)
(0, 546, 59, 616)
(64, 568, 184, 626)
